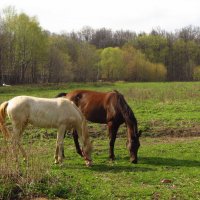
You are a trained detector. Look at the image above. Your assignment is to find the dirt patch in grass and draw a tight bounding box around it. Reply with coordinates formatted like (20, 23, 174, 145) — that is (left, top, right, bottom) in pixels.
(146, 125, 200, 137)
(87, 124, 200, 139)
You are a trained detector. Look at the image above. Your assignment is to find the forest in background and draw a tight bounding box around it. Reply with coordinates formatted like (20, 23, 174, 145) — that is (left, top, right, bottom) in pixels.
(0, 7, 200, 84)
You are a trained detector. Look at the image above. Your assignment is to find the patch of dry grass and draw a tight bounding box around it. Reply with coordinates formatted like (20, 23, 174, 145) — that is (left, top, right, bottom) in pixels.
(0, 138, 52, 200)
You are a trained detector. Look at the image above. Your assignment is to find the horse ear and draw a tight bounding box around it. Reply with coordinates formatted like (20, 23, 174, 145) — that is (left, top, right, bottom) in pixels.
(138, 130, 142, 137)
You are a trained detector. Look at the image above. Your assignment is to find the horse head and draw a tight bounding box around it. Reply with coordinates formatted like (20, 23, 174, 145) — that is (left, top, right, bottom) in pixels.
(128, 129, 142, 164)
(81, 148, 92, 167)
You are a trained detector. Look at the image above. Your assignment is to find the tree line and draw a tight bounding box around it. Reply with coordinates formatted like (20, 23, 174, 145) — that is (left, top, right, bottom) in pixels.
(0, 7, 200, 84)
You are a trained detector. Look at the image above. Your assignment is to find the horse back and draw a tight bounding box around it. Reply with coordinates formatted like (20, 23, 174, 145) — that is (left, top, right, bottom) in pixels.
(66, 90, 124, 124)
(7, 96, 82, 128)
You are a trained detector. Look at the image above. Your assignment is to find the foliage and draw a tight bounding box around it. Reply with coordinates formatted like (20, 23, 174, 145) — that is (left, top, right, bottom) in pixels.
(75, 42, 99, 82)
(1, 7, 200, 83)
(0, 7, 48, 83)
(122, 45, 167, 81)
(193, 65, 200, 80)
(133, 33, 169, 64)
(45, 35, 72, 83)
(99, 47, 124, 80)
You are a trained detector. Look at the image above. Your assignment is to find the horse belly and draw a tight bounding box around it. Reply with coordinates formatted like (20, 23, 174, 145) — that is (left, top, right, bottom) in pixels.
(29, 118, 58, 128)
(85, 109, 107, 123)
(28, 111, 59, 128)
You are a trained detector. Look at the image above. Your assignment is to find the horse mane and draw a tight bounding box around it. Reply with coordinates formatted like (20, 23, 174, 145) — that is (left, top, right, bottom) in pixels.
(115, 91, 138, 136)
(55, 92, 67, 98)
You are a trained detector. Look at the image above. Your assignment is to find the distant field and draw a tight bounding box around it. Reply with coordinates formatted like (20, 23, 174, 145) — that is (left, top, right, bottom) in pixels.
(0, 81, 199, 135)
(0, 82, 200, 199)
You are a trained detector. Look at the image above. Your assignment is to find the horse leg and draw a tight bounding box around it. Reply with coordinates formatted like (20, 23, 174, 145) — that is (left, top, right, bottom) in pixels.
(62, 130, 67, 158)
(108, 122, 120, 161)
(11, 123, 27, 162)
(54, 125, 65, 164)
(54, 145, 59, 163)
(62, 130, 79, 158)
(72, 130, 83, 157)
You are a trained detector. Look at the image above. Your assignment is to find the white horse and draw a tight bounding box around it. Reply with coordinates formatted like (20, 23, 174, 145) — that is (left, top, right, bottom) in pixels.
(0, 96, 92, 166)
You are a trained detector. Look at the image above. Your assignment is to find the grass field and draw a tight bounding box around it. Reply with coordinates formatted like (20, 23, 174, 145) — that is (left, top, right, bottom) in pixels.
(0, 82, 200, 199)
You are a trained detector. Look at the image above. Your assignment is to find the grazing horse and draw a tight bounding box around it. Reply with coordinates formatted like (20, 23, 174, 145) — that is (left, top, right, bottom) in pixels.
(0, 96, 92, 166)
(56, 90, 141, 163)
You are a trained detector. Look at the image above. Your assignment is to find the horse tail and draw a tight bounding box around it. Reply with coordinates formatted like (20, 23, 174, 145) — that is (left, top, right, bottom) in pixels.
(115, 91, 138, 136)
(81, 116, 92, 152)
(55, 92, 67, 98)
(0, 101, 10, 139)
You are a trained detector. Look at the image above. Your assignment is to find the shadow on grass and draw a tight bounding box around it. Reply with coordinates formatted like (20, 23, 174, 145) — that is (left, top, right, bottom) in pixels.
(90, 164, 155, 173)
(61, 162, 155, 173)
(139, 156, 200, 167)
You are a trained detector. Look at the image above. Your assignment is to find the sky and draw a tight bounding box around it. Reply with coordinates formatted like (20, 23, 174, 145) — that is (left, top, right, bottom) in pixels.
(0, 0, 200, 34)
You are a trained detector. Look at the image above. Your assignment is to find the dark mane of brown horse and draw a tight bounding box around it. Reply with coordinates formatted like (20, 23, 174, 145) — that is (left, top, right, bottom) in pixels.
(56, 89, 141, 163)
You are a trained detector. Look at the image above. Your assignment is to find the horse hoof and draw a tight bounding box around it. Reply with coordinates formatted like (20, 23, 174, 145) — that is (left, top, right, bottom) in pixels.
(109, 156, 115, 161)
(54, 160, 59, 164)
(130, 158, 137, 164)
(85, 160, 92, 167)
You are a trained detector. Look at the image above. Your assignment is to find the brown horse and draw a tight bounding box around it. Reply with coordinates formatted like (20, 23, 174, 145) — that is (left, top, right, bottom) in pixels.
(56, 90, 141, 163)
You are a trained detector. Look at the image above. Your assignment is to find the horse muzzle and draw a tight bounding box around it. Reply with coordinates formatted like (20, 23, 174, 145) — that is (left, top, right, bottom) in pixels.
(82, 149, 92, 167)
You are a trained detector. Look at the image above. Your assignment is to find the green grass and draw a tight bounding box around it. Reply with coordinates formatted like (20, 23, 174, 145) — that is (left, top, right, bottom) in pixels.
(1, 136, 200, 199)
(0, 81, 199, 134)
(0, 82, 200, 199)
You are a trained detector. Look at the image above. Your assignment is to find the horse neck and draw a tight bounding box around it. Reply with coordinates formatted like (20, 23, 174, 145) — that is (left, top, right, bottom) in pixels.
(126, 117, 138, 138)
(115, 92, 138, 136)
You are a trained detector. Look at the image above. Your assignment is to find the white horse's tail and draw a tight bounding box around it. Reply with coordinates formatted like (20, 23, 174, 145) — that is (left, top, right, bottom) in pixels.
(81, 116, 92, 165)
(0, 101, 10, 139)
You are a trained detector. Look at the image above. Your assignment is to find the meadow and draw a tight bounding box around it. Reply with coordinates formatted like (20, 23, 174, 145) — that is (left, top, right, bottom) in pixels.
(0, 82, 200, 199)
